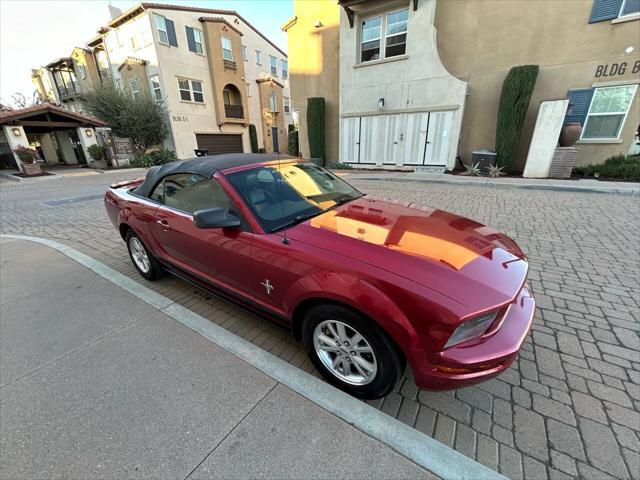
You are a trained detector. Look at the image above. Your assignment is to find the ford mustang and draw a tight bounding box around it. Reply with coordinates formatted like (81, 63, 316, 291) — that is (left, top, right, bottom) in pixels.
(105, 154, 534, 398)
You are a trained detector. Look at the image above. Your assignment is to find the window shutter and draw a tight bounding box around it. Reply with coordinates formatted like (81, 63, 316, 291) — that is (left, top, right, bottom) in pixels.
(166, 18, 178, 47)
(185, 26, 196, 52)
(589, 0, 623, 23)
(565, 89, 594, 125)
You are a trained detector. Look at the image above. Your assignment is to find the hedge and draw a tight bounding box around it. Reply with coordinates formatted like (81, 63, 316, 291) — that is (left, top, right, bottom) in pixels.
(574, 154, 640, 181)
(307, 97, 325, 165)
(248, 124, 259, 153)
(495, 65, 539, 170)
(288, 129, 299, 156)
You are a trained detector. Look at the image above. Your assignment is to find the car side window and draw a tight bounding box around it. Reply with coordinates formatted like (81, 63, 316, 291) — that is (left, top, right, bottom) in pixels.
(150, 179, 164, 203)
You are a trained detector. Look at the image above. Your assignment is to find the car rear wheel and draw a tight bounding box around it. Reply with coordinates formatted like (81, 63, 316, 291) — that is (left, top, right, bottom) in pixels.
(126, 230, 161, 280)
(302, 304, 403, 399)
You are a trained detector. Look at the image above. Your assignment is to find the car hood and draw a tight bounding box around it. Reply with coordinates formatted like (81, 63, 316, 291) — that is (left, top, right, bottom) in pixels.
(287, 196, 528, 311)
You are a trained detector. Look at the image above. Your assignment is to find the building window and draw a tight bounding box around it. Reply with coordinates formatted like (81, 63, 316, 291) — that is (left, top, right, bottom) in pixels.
(284, 96, 290, 113)
(131, 35, 139, 50)
(589, 0, 640, 22)
(269, 55, 278, 76)
(255, 50, 262, 65)
(582, 85, 637, 139)
(620, 0, 640, 16)
(150, 75, 162, 101)
(242, 46, 248, 61)
(360, 8, 408, 62)
(77, 64, 87, 79)
(281, 59, 288, 79)
(155, 15, 169, 44)
(186, 26, 203, 54)
(192, 80, 204, 103)
(269, 93, 277, 112)
(178, 78, 191, 101)
(129, 79, 139, 98)
(221, 36, 233, 61)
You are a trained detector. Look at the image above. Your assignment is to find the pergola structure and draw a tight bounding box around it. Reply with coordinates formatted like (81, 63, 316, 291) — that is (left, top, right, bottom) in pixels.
(0, 103, 107, 169)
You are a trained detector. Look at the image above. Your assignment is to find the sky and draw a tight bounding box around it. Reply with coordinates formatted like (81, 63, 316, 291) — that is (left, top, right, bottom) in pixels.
(0, 0, 293, 105)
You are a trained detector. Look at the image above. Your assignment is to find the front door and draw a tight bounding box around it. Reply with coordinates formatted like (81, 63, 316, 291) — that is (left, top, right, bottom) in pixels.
(149, 172, 252, 294)
(382, 114, 405, 165)
(272, 127, 279, 153)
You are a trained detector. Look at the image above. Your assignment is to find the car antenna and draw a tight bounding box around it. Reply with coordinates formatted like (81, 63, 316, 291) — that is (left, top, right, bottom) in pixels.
(277, 148, 289, 245)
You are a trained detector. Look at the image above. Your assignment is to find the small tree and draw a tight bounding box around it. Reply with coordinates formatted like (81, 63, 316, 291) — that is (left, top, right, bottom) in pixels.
(495, 65, 539, 170)
(288, 129, 299, 156)
(82, 81, 168, 155)
(307, 97, 325, 165)
(248, 124, 259, 153)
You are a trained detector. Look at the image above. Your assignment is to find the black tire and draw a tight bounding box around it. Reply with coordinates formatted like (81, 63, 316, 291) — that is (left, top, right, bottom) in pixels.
(125, 229, 162, 281)
(301, 304, 404, 399)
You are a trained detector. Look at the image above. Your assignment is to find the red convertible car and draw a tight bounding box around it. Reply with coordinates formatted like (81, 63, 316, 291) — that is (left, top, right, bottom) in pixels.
(105, 154, 534, 398)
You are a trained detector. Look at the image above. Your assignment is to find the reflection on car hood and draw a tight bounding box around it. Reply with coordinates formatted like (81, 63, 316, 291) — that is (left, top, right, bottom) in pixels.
(287, 196, 528, 310)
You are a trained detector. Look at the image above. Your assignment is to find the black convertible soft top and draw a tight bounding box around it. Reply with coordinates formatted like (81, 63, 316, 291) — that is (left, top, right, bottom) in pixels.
(134, 153, 296, 197)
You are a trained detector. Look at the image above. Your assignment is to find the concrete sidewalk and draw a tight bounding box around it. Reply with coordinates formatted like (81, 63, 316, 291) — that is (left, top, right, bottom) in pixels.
(0, 239, 431, 479)
(339, 170, 640, 195)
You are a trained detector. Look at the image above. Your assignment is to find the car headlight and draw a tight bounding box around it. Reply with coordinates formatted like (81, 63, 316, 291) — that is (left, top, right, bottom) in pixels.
(444, 310, 499, 349)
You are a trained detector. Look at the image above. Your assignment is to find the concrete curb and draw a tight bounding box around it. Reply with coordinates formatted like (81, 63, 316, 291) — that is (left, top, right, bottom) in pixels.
(1, 233, 506, 480)
(0, 171, 62, 183)
(350, 175, 640, 196)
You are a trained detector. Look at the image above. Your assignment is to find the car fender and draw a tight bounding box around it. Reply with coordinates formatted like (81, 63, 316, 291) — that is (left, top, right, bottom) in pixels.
(284, 271, 421, 352)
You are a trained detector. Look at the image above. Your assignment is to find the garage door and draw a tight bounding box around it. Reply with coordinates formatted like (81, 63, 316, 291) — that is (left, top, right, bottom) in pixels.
(195, 134, 243, 155)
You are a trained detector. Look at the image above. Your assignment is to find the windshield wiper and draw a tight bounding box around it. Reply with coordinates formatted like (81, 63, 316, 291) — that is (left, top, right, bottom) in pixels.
(270, 212, 320, 233)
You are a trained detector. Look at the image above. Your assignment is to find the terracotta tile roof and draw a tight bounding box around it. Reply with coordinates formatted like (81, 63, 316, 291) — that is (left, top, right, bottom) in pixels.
(106, 2, 286, 57)
(117, 56, 148, 71)
(0, 103, 107, 127)
(256, 77, 285, 89)
(199, 17, 243, 37)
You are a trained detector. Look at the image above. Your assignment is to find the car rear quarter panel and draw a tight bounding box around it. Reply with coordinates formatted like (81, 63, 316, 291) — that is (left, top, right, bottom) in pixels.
(105, 186, 158, 251)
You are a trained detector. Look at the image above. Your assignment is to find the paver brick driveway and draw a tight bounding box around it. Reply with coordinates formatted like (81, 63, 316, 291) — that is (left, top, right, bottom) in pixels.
(1, 171, 638, 480)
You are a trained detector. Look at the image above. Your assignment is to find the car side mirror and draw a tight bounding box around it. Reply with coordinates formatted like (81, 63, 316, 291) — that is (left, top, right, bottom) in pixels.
(193, 208, 241, 229)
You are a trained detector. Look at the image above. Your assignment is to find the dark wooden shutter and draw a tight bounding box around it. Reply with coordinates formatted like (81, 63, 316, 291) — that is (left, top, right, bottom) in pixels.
(185, 26, 196, 52)
(166, 18, 178, 47)
(565, 89, 595, 125)
(589, 0, 623, 23)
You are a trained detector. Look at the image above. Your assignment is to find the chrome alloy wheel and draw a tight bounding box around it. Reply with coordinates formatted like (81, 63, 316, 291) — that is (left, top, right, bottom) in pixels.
(129, 237, 151, 273)
(313, 320, 378, 386)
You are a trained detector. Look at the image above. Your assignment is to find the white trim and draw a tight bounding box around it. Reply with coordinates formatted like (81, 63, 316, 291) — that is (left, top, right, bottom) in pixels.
(358, 7, 409, 64)
(580, 84, 638, 140)
(619, 0, 640, 17)
(611, 12, 640, 22)
(221, 36, 233, 61)
(0, 234, 507, 480)
(155, 14, 169, 45)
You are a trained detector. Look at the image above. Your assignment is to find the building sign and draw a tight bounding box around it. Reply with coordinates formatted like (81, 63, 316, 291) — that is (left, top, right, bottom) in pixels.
(114, 137, 133, 154)
(595, 60, 640, 78)
(172, 115, 189, 122)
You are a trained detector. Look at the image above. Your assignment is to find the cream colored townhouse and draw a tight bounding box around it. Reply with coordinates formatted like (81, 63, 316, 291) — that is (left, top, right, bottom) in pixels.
(285, 0, 640, 170)
(33, 2, 292, 159)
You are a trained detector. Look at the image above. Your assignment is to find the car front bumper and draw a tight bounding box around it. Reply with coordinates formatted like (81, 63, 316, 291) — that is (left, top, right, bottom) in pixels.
(411, 285, 535, 390)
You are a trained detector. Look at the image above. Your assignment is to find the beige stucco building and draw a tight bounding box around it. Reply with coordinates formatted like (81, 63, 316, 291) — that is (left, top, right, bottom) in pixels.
(32, 3, 292, 160)
(285, 0, 640, 170)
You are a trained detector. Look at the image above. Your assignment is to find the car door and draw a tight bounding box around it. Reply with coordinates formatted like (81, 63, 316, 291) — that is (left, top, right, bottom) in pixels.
(149, 172, 253, 295)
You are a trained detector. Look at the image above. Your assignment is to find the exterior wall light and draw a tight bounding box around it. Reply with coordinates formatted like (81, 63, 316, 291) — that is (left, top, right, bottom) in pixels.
(11, 127, 22, 137)
(625, 46, 634, 54)
(85, 129, 93, 137)
(377, 98, 385, 110)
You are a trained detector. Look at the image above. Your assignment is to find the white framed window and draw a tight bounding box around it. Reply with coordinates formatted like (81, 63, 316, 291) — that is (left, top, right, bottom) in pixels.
(242, 46, 248, 61)
(284, 96, 290, 113)
(255, 50, 262, 65)
(178, 78, 191, 101)
(620, 0, 640, 17)
(582, 84, 637, 140)
(186, 26, 203, 54)
(155, 15, 169, 44)
(77, 64, 87, 79)
(191, 80, 204, 103)
(129, 78, 139, 98)
(281, 59, 288, 79)
(150, 74, 162, 101)
(269, 55, 277, 76)
(360, 8, 408, 62)
(269, 94, 277, 112)
(221, 36, 233, 61)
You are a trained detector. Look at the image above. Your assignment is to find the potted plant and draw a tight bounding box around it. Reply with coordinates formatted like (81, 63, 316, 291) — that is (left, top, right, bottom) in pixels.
(14, 145, 42, 176)
(87, 144, 108, 169)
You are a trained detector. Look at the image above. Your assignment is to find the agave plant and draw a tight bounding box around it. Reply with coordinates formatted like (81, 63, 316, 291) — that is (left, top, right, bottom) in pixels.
(463, 162, 481, 176)
(488, 164, 505, 178)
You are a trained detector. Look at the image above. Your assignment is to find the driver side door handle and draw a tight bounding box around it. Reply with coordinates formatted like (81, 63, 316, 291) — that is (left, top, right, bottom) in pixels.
(156, 219, 171, 231)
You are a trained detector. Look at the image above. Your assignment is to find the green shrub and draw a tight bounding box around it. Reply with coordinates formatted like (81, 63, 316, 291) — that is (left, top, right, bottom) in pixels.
(248, 124, 259, 153)
(326, 162, 353, 170)
(574, 154, 640, 181)
(307, 97, 325, 165)
(495, 65, 539, 170)
(288, 123, 295, 133)
(288, 129, 299, 156)
(87, 144, 107, 161)
(148, 148, 176, 165)
(130, 153, 155, 168)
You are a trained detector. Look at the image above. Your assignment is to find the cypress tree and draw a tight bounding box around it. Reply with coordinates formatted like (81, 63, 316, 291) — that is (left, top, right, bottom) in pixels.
(307, 97, 325, 165)
(248, 124, 259, 153)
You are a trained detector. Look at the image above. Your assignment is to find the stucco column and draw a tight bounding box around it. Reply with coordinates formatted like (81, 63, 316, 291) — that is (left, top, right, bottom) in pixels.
(53, 130, 78, 164)
(39, 132, 60, 165)
(76, 127, 98, 162)
(1, 125, 27, 170)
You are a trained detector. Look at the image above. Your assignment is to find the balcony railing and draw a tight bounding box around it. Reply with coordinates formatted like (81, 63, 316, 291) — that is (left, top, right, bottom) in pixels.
(57, 82, 79, 100)
(224, 104, 244, 119)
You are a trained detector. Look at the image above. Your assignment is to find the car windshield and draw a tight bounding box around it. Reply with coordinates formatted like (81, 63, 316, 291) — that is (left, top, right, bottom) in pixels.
(226, 162, 362, 233)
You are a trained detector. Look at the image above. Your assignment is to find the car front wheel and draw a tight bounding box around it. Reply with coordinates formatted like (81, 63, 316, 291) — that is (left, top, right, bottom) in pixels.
(302, 304, 403, 399)
(126, 230, 161, 280)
